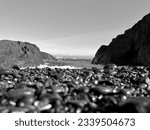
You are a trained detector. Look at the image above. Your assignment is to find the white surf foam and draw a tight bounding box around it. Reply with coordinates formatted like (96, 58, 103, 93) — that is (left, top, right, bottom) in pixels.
(21, 64, 81, 69)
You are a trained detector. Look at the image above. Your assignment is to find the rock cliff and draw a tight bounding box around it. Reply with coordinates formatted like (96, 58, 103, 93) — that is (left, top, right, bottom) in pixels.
(92, 13, 150, 66)
(0, 40, 56, 68)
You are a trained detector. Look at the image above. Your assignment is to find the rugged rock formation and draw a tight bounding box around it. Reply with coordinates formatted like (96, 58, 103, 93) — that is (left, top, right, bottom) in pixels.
(41, 51, 57, 61)
(0, 40, 56, 68)
(92, 13, 150, 66)
(92, 45, 108, 64)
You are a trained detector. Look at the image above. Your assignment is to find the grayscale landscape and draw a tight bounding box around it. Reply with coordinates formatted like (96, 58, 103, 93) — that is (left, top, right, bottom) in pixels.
(0, 0, 150, 113)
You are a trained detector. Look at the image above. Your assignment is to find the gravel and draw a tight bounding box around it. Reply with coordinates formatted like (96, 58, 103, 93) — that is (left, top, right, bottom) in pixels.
(0, 64, 150, 113)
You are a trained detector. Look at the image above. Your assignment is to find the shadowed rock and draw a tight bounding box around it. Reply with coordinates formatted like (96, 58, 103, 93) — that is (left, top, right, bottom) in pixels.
(92, 45, 108, 64)
(92, 13, 150, 66)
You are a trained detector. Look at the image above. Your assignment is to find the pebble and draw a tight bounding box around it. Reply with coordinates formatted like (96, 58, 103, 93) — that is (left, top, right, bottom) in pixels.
(44, 78, 53, 87)
(76, 87, 89, 93)
(121, 88, 133, 96)
(119, 97, 150, 113)
(88, 102, 98, 110)
(0, 107, 9, 113)
(46, 93, 62, 102)
(12, 65, 20, 70)
(0, 68, 13, 76)
(91, 85, 114, 95)
(52, 85, 65, 93)
(138, 83, 148, 89)
(66, 100, 88, 108)
(10, 107, 29, 113)
(7, 87, 35, 99)
(34, 97, 50, 111)
(108, 70, 117, 75)
(17, 96, 35, 107)
(103, 64, 117, 70)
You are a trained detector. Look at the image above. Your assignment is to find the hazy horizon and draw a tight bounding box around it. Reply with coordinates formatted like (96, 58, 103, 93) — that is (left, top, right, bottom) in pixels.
(0, 0, 150, 58)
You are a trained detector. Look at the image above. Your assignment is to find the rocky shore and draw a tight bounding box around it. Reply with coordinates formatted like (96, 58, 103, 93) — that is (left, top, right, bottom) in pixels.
(0, 64, 150, 113)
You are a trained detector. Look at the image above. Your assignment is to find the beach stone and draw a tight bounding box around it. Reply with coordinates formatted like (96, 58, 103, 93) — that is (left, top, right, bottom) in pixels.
(0, 107, 9, 113)
(12, 65, 20, 70)
(138, 83, 148, 89)
(88, 102, 98, 110)
(7, 87, 35, 99)
(107, 69, 117, 75)
(91, 85, 114, 95)
(103, 64, 117, 70)
(0, 68, 13, 76)
(98, 80, 114, 86)
(34, 97, 50, 111)
(52, 85, 65, 93)
(75, 87, 89, 93)
(10, 107, 29, 113)
(98, 96, 118, 112)
(17, 96, 35, 107)
(46, 93, 62, 102)
(66, 100, 88, 108)
(121, 88, 134, 96)
(44, 78, 53, 87)
(119, 97, 150, 113)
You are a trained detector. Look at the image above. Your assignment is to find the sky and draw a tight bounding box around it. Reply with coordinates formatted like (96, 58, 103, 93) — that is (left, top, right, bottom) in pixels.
(0, 0, 150, 58)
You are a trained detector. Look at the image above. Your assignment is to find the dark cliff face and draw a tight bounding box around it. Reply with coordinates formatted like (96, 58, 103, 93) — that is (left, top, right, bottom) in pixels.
(92, 13, 150, 66)
(91, 45, 108, 64)
(0, 40, 56, 68)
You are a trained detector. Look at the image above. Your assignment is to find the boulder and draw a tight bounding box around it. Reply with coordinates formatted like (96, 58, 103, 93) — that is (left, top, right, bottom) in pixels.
(92, 13, 150, 66)
(0, 40, 56, 68)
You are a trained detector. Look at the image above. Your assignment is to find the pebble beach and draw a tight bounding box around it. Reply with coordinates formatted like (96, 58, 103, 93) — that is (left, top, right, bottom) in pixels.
(0, 64, 150, 113)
